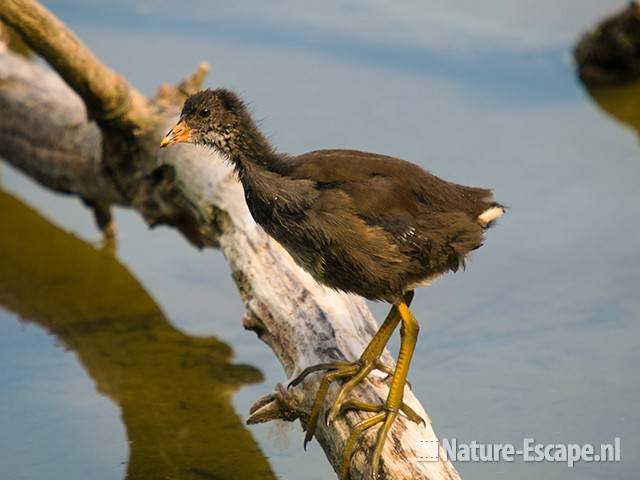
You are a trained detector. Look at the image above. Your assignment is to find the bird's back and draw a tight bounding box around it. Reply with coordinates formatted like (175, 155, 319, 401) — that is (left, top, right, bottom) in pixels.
(268, 149, 504, 301)
(283, 149, 500, 222)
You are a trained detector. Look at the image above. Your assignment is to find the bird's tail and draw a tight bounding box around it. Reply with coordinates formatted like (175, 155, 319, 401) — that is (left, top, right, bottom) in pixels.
(477, 203, 506, 228)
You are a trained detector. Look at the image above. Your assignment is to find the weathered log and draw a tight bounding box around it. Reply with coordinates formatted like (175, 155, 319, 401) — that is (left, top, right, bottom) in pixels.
(0, 2, 461, 478)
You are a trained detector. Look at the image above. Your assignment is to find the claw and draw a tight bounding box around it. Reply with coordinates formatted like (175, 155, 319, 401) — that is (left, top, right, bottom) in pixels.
(399, 402, 425, 426)
(300, 363, 359, 447)
(288, 361, 351, 388)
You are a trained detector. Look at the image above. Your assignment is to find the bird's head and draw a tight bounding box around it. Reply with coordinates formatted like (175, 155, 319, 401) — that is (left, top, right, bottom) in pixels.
(160, 88, 248, 155)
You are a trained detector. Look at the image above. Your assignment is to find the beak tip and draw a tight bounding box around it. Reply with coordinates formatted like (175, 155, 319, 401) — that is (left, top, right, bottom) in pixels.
(159, 120, 191, 149)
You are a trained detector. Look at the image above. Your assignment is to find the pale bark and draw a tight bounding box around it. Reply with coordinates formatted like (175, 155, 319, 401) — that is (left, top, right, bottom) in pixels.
(0, 2, 461, 478)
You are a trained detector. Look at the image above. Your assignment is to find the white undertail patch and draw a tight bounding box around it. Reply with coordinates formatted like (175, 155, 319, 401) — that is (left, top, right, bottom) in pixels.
(478, 206, 505, 227)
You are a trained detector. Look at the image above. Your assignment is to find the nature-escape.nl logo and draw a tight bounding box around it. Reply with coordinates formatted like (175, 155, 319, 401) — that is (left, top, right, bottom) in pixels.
(417, 437, 621, 467)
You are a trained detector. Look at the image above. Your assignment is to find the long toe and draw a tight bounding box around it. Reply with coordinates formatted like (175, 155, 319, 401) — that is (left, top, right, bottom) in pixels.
(338, 400, 424, 426)
(338, 408, 404, 480)
(370, 411, 398, 479)
(325, 362, 376, 424)
(288, 360, 352, 388)
(339, 412, 387, 480)
(298, 362, 360, 447)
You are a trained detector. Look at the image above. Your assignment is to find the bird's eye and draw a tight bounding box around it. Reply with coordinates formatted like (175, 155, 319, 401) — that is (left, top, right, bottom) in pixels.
(199, 108, 210, 117)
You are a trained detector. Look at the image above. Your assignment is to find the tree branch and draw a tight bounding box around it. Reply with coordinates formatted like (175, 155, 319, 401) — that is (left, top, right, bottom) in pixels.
(155, 61, 211, 108)
(0, 0, 154, 133)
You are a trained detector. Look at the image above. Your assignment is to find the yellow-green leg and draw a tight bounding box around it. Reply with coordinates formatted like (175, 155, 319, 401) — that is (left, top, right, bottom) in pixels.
(289, 291, 416, 447)
(339, 300, 420, 480)
(338, 399, 424, 426)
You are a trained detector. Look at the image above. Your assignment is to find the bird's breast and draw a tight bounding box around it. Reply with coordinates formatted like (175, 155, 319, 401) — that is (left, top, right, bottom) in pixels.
(244, 188, 322, 265)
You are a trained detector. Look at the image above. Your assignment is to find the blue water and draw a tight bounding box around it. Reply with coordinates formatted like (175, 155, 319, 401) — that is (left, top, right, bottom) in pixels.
(1, 1, 638, 479)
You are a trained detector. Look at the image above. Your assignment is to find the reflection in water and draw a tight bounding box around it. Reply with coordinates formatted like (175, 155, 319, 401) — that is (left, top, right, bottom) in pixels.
(0, 189, 276, 480)
(584, 80, 640, 138)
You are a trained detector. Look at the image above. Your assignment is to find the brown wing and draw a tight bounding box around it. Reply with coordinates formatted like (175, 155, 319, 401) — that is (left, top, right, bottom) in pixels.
(283, 149, 495, 221)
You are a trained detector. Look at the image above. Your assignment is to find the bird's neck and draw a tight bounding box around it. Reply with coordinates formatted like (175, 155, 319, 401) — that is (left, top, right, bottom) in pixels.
(223, 117, 283, 177)
(212, 113, 306, 210)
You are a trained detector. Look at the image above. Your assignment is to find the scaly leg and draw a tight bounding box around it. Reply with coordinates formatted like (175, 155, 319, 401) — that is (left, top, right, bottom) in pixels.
(338, 399, 424, 426)
(339, 300, 420, 480)
(289, 291, 416, 447)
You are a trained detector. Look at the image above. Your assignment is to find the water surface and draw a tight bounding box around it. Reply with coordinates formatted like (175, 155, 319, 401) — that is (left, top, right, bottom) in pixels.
(1, 1, 638, 479)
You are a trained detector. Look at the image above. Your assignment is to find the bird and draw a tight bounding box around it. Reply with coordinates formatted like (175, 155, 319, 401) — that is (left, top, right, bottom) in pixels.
(160, 88, 505, 479)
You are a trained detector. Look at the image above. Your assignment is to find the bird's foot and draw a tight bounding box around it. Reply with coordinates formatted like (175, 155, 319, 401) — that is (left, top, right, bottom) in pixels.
(288, 359, 371, 448)
(338, 402, 420, 480)
(338, 399, 425, 426)
(290, 299, 421, 479)
(287, 358, 416, 449)
(375, 361, 412, 389)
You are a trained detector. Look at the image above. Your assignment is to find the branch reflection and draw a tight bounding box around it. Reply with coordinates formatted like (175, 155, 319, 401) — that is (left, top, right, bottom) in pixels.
(0, 189, 276, 480)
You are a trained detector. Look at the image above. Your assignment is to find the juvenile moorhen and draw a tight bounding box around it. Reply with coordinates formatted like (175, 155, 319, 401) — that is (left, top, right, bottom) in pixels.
(160, 89, 505, 479)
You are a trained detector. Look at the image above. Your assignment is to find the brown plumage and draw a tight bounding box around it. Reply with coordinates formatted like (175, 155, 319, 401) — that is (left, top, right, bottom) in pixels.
(161, 89, 504, 303)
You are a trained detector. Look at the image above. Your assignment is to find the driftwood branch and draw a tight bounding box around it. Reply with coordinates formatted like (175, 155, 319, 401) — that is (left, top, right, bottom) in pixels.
(155, 61, 211, 108)
(0, 0, 153, 132)
(0, 3, 460, 478)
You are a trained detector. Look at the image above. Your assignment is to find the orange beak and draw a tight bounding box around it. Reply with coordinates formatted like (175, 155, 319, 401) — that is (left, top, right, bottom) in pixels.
(159, 119, 193, 148)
